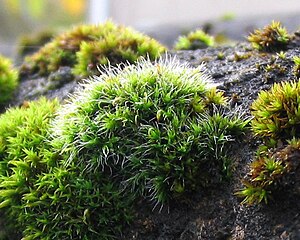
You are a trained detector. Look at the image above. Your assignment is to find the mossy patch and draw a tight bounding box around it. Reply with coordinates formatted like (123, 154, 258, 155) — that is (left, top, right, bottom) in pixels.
(52, 57, 247, 205)
(0, 98, 59, 238)
(20, 21, 166, 77)
(174, 29, 214, 50)
(238, 79, 300, 205)
(251, 80, 300, 140)
(247, 21, 290, 52)
(237, 139, 300, 204)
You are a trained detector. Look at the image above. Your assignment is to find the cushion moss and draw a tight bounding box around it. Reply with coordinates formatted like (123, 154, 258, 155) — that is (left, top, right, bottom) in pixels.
(251, 80, 300, 140)
(52, 57, 247, 204)
(0, 98, 59, 237)
(21, 21, 166, 77)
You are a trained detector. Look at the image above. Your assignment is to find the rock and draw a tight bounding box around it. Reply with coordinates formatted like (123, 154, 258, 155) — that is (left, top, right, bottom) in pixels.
(9, 66, 82, 107)
(9, 35, 300, 240)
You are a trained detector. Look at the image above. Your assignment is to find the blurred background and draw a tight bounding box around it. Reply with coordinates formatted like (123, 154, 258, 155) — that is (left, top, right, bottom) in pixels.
(1, 0, 300, 59)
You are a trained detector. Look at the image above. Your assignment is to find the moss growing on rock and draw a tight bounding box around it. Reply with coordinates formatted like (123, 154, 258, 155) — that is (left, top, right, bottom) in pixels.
(0, 55, 18, 108)
(21, 163, 134, 240)
(247, 21, 290, 52)
(74, 25, 167, 76)
(20, 21, 166, 77)
(0, 57, 249, 239)
(0, 97, 134, 239)
(251, 80, 300, 140)
(0, 98, 59, 237)
(238, 79, 300, 205)
(52, 57, 247, 205)
(174, 29, 214, 50)
(237, 139, 300, 205)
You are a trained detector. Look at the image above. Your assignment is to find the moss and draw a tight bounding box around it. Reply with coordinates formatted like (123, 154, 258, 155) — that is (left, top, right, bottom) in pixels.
(236, 139, 300, 204)
(238, 79, 300, 205)
(216, 52, 225, 60)
(247, 21, 290, 52)
(0, 98, 59, 237)
(174, 29, 214, 50)
(21, 164, 134, 240)
(74, 26, 166, 76)
(276, 51, 287, 60)
(233, 52, 252, 62)
(21, 21, 166, 77)
(0, 57, 249, 239)
(251, 80, 300, 140)
(0, 55, 18, 108)
(0, 97, 134, 239)
(51, 57, 247, 205)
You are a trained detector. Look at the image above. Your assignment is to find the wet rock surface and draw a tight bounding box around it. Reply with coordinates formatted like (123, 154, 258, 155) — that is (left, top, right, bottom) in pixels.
(5, 38, 300, 240)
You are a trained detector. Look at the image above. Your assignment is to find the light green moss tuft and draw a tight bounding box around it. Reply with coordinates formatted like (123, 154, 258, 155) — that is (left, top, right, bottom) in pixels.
(0, 98, 59, 237)
(251, 80, 300, 140)
(174, 29, 214, 50)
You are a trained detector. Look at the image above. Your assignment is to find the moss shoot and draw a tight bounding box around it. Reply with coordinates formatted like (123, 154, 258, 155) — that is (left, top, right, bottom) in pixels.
(251, 80, 300, 140)
(247, 21, 290, 52)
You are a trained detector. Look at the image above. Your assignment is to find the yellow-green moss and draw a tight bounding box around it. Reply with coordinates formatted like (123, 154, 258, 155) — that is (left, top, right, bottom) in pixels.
(0, 98, 59, 237)
(174, 29, 214, 50)
(21, 21, 166, 77)
(251, 80, 300, 140)
(247, 21, 290, 52)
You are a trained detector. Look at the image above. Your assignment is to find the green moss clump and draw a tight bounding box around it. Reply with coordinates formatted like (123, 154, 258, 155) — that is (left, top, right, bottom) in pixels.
(52, 57, 247, 204)
(174, 29, 214, 50)
(0, 97, 133, 239)
(0, 98, 59, 237)
(238, 79, 300, 205)
(0, 58, 248, 239)
(247, 21, 290, 52)
(21, 21, 166, 77)
(236, 139, 300, 204)
(251, 80, 300, 140)
(74, 25, 166, 76)
(21, 164, 134, 240)
(0, 55, 18, 107)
